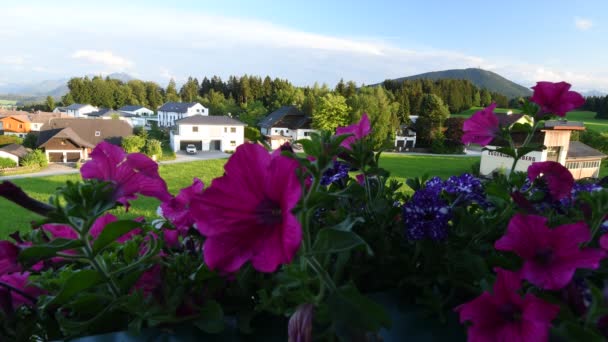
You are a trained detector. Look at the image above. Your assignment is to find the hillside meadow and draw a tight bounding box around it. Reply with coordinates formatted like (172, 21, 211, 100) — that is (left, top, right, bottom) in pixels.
(0, 154, 480, 237)
(452, 108, 608, 133)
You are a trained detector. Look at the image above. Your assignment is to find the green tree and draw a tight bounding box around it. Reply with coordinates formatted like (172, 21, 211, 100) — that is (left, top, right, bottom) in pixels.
(165, 79, 181, 102)
(22, 132, 38, 149)
(480, 89, 492, 107)
(473, 90, 481, 107)
(414, 94, 450, 146)
(144, 139, 163, 159)
(347, 87, 399, 149)
(239, 100, 267, 126)
(45, 96, 55, 111)
(312, 93, 351, 131)
(61, 92, 75, 106)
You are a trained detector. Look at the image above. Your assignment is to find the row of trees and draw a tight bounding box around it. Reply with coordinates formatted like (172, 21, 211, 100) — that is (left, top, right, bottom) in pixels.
(583, 96, 608, 119)
(58, 74, 518, 149)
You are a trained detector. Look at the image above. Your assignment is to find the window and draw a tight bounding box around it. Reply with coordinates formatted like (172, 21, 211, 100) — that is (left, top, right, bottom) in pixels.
(95, 131, 101, 137)
(61, 140, 66, 145)
(230, 127, 236, 133)
(192, 126, 198, 132)
(304, 132, 312, 136)
(224, 127, 227, 133)
(18, 124, 23, 129)
(230, 140, 236, 146)
(197, 109, 200, 112)
(546, 146, 560, 162)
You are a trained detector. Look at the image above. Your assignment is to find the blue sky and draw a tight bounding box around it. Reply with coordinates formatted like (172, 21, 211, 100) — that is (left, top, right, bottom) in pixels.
(2, 0, 607, 92)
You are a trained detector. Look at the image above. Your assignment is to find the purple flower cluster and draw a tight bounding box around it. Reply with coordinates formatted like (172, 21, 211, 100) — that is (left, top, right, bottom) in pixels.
(402, 174, 487, 241)
(402, 186, 451, 241)
(320, 161, 351, 186)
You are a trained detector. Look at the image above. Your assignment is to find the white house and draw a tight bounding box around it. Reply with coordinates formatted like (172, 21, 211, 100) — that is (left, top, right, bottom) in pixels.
(259, 106, 317, 149)
(480, 120, 606, 179)
(118, 105, 155, 117)
(52, 106, 67, 114)
(170, 115, 246, 152)
(86, 109, 144, 127)
(0, 144, 30, 165)
(65, 104, 99, 118)
(158, 102, 208, 127)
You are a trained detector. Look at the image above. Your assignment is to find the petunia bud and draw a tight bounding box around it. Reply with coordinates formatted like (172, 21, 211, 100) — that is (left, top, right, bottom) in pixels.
(288, 303, 314, 342)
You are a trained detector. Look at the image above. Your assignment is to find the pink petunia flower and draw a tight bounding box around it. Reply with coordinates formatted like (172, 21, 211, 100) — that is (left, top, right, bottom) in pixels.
(495, 214, 604, 290)
(81, 142, 171, 210)
(600, 234, 608, 251)
(456, 268, 559, 342)
(288, 303, 314, 342)
(191, 143, 302, 273)
(159, 178, 204, 233)
(0, 241, 20, 275)
(461, 103, 499, 146)
(42, 213, 140, 244)
(0, 272, 45, 309)
(530, 81, 585, 117)
(131, 264, 162, 298)
(528, 161, 574, 201)
(336, 113, 371, 149)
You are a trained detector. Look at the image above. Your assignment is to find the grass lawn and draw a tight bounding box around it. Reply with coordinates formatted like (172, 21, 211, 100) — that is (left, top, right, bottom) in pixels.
(452, 108, 608, 133)
(0, 154, 481, 237)
(0, 99, 17, 105)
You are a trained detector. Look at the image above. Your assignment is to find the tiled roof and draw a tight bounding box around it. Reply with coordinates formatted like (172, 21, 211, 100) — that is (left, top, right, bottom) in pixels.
(0, 143, 30, 158)
(259, 106, 307, 128)
(175, 115, 246, 126)
(37, 118, 132, 147)
(119, 105, 147, 111)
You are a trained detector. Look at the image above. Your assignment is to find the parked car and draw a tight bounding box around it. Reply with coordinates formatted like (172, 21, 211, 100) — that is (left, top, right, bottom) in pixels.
(186, 144, 197, 154)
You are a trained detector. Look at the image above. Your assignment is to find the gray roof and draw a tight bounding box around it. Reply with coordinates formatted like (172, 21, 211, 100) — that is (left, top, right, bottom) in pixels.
(0, 144, 30, 158)
(37, 118, 132, 147)
(567, 141, 607, 160)
(158, 102, 201, 113)
(119, 105, 148, 112)
(87, 109, 136, 118)
(175, 115, 246, 126)
(259, 106, 307, 129)
(65, 104, 92, 110)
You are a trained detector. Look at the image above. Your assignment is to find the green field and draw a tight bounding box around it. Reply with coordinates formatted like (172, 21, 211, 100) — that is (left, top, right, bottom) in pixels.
(0, 99, 17, 105)
(0, 155, 481, 237)
(452, 107, 608, 133)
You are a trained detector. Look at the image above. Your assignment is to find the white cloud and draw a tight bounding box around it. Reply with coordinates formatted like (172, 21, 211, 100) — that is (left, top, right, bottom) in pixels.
(575, 17, 593, 31)
(0, 55, 25, 65)
(71, 50, 133, 70)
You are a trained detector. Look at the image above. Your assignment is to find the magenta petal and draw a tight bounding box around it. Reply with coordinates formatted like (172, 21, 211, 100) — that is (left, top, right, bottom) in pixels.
(42, 224, 78, 240)
(600, 234, 608, 250)
(531, 81, 584, 117)
(495, 214, 549, 259)
(528, 161, 574, 201)
(203, 234, 253, 273)
(461, 104, 499, 146)
(336, 113, 372, 149)
(89, 213, 118, 239)
(0, 241, 20, 275)
(0, 272, 45, 308)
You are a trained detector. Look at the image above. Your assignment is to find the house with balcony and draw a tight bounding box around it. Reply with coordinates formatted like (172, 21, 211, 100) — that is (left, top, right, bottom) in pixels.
(65, 104, 99, 118)
(158, 102, 208, 127)
(259, 106, 317, 149)
(480, 119, 606, 179)
(170, 115, 246, 152)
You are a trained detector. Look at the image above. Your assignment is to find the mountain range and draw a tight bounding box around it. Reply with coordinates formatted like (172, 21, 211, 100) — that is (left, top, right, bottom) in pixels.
(0, 73, 134, 98)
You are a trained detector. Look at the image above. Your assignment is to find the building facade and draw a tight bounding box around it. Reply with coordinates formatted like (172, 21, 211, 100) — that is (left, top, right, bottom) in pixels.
(170, 115, 246, 152)
(158, 102, 208, 127)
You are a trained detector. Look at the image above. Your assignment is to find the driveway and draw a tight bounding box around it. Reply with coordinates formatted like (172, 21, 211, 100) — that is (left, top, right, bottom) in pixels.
(161, 151, 230, 164)
(0, 151, 231, 180)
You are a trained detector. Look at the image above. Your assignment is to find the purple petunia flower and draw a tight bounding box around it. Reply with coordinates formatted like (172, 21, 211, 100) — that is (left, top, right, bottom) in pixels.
(444, 174, 489, 207)
(402, 187, 451, 241)
(531, 81, 585, 117)
(461, 103, 499, 146)
(320, 161, 351, 186)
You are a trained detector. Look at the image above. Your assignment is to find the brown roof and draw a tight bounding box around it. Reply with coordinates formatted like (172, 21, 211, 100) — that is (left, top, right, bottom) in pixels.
(0, 109, 29, 117)
(0, 114, 30, 123)
(37, 118, 132, 147)
(28, 112, 69, 125)
(566, 141, 607, 160)
(39, 127, 95, 149)
(0, 144, 30, 158)
(543, 121, 586, 131)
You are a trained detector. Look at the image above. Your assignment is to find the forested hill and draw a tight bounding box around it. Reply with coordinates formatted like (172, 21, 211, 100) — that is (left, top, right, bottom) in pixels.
(382, 68, 532, 99)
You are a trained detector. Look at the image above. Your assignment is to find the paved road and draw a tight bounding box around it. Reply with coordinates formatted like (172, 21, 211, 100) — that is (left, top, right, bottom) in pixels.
(0, 151, 231, 180)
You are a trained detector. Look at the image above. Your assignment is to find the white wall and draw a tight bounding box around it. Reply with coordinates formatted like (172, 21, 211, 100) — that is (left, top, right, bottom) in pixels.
(171, 124, 244, 152)
(159, 104, 209, 127)
(0, 151, 19, 164)
(480, 146, 545, 176)
(67, 105, 98, 118)
(30, 122, 43, 131)
(125, 108, 154, 116)
(295, 129, 317, 140)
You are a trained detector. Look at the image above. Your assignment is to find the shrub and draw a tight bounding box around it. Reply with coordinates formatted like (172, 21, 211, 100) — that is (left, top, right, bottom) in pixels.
(245, 126, 262, 141)
(0, 135, 23, 147)
(22, 132, 39, 149)
(430, 132, 464, 154)
(20, 149, 48, 167)
(444, 117, 466, 142)
(579, 130, 608, 154)
(121, 135, 146, 153)
(144, 139, 163, 159)
(0, 157, 16, 168)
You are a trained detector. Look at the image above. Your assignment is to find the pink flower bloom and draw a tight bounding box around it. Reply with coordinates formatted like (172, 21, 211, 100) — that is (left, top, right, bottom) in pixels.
(456, 268, 559, 342)
(160, 178, 204, 232)
(42, 224, 78, 240)
(42, 214, 140, 244)
(461, 103, 499, 146)
(0, 241, 20, 275)
(356, 174, 365, 186)
(528, 161, 574, 201)
(600, 234, 608, 251)
(495, 214, 604, 290)
(530, 81, 585, 117)
(132, 264, 162, 298)
(336, 113, 371, 149)
(0, 272, 45, 308)
(288, 303, 314, 342)
(81, 142, 171, 210)
(163, 229, 180, 248)
(192, 143, 302, 273)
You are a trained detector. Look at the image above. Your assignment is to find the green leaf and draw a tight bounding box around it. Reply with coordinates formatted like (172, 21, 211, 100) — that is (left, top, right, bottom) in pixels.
(49, 270, 104, 306)
(329, 216, 364, 232)
(19, 238, 84, 263)
(92, 220, 141, 254)
(193, 300, 224, 334)
(553, 321, 604, 342)
(328, 284, 391, 333)
(313, 228, 373, 255)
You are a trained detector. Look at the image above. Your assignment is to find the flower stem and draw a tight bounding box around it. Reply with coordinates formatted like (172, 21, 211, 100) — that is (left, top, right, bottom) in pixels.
(0, 281, 38, 304)
(81, 236, 120, 298)
(306, 256, 337, 296)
